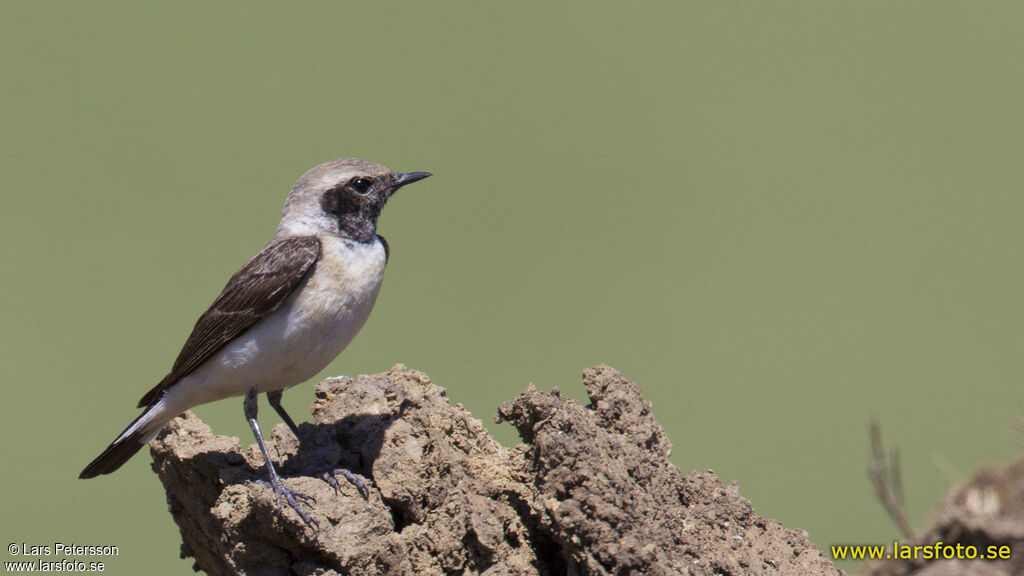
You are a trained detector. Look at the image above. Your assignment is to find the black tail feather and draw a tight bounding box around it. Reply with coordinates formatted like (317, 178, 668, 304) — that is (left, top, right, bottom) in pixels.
(79, 410, 152, 479)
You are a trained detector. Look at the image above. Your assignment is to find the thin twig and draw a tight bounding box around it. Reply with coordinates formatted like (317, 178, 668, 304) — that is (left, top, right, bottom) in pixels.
(868, 419, 916, 540)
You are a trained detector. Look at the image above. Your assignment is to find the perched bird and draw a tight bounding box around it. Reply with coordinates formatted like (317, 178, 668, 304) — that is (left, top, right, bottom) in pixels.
(80, 158, 431, 527)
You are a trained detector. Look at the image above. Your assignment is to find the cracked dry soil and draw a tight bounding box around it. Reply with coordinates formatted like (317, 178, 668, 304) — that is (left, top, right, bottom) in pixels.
(150, 365, 841, 575)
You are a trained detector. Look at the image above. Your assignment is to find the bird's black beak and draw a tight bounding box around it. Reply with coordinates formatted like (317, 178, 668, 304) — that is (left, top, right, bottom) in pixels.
(393, 171, 432, 189)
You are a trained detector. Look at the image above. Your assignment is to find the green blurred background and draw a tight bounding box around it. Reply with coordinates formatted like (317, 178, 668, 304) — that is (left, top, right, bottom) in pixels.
(2, 2, 1022, 573)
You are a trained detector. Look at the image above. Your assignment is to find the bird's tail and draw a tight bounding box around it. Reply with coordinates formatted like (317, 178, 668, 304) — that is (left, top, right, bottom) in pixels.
(79, 402, 172, 479)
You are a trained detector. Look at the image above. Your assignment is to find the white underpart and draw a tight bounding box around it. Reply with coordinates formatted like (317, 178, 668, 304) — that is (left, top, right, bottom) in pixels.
(120, 235, 387, 444)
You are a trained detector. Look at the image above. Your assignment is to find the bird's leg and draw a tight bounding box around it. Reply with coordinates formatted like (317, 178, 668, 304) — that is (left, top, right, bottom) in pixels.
(267, 389, 369, 498)
(245, 387, 318, 529)
(266, 389, 302, 434)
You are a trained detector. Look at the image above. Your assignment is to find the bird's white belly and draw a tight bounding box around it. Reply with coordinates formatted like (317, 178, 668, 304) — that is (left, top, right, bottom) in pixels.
(168, 237, 387, 409)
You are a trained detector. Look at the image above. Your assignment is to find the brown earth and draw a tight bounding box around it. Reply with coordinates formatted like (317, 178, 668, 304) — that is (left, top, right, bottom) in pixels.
(150, 365, 842, 575)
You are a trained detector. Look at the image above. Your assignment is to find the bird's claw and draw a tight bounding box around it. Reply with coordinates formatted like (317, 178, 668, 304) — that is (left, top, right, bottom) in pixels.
(323, 467, 370, 499)
(258, 478, 319, 530)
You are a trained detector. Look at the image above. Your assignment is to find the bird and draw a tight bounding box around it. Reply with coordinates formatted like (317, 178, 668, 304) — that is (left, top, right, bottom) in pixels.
(80, 158, 431, 528)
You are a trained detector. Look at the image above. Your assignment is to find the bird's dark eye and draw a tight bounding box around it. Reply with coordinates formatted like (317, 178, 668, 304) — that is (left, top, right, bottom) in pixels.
(349, 177, 374, 195)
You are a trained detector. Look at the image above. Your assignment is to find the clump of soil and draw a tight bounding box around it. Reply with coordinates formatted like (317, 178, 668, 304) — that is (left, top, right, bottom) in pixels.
(150, 365, 841, 575)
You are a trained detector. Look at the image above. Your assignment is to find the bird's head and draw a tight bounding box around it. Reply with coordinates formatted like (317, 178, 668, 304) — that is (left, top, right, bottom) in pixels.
(277, 158, 431, 241)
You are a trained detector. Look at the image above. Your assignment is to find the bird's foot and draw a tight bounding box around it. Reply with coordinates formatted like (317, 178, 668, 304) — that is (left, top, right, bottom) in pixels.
(258, 477, 319, 530)
(321, 467, 370, 499)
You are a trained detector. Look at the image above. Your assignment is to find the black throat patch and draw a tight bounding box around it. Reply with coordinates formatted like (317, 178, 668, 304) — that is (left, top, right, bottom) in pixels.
(319, 188, 381, 243)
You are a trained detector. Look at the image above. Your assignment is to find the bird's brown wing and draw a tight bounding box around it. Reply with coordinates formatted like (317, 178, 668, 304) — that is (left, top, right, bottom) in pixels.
(136, 235, 321, 408)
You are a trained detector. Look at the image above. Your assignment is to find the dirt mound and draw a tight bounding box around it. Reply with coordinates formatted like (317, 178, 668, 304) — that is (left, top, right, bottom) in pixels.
(150, 365, 841, 575)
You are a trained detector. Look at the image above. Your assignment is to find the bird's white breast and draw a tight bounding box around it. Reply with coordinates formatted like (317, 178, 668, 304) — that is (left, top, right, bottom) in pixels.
(168, 236, 388, 408)
(279, 235, 388, 374)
